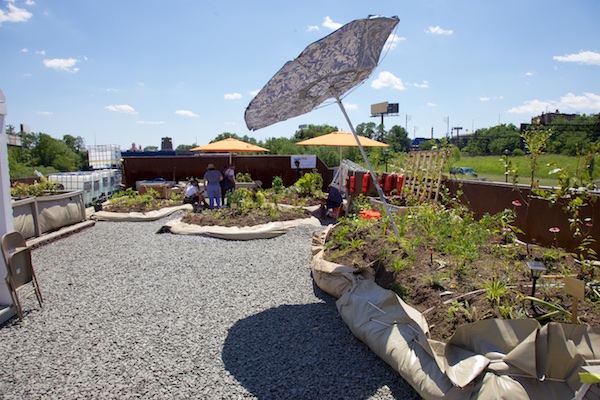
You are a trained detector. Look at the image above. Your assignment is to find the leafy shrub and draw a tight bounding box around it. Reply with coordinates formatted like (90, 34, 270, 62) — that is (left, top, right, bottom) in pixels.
(272, 176, 284, 194)
(295, 170, 323, 196)
(235, 172, 253, 182)
(11, 178, 61, 198)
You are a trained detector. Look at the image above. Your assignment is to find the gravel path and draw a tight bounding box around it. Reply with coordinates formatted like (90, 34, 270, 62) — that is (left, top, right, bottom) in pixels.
(0, 212, 420, 399)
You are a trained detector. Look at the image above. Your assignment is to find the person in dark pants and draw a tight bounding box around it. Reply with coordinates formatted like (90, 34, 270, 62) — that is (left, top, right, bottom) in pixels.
(220, 164, 236, 205)
(320, 185, 343, 219)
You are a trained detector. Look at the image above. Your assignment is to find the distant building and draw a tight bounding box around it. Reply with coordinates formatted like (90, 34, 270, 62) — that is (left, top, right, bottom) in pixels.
(532, 110, 577, 125)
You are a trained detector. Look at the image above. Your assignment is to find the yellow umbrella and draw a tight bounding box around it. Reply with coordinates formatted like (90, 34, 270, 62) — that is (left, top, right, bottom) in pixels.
(297, 131, 388, 164)
(191, 138, 269, 163)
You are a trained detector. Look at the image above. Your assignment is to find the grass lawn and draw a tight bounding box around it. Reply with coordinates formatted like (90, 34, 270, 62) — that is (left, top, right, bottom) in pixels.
(445, 154, 600, 187)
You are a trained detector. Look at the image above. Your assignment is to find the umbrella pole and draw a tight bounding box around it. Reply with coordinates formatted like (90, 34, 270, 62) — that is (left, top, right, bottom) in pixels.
(332, 92, 401, 240)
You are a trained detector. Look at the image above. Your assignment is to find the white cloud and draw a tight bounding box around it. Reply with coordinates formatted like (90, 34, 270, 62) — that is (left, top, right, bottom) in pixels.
(0, 3, 32, 23)
(37, 111, 53, 115)
(553, 51, 600, 66)
(21, 48, 28, 53)
(558, 92, 600, 110)
(105, 104, 137, 114)
(175, 110, 198, 117)
(427, 102, 437, 107)
(322, 16, 342, 30)
(25, 0, 36, 6)
(136, 120, 165, 125)
(525, 71, 535, 77)
(224, 92, 242, 100)
(249, 89, 260, 97)
(479, 96, 503, 102)
(506, 92, 600, 114)
(371, 71, 406, 90)
(408, 80, 429, 88)
(344, 102, 358, 110)
(506, 99, 555, 114)
(306, 25, 319, 32)
(425, 26, 453, 35)
(384, 34, 406, 51)
(43, 58, 79, 73)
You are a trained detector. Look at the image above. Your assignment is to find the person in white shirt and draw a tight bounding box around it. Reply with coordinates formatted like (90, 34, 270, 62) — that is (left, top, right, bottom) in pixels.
(183, 179, 205, 212)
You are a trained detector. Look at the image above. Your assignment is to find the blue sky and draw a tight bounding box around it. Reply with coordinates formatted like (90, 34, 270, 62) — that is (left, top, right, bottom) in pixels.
(1, 0, 599, 151)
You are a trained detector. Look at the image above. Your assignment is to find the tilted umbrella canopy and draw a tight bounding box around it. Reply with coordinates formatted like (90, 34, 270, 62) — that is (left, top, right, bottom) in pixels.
(191, 138, 269, 153)
(244, 15, 401, 239)
(244, 16, 399, 131)
(297, 131, 388, 164)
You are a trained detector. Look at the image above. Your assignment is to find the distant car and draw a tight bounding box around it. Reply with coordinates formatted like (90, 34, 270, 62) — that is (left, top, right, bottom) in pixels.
(450, 166, 478, 177)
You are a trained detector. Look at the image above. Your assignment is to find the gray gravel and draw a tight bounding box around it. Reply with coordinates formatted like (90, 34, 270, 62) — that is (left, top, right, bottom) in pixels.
(0, 212, 420, 399)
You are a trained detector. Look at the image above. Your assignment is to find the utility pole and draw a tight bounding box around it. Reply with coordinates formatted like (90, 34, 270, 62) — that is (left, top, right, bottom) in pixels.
(405, 114, 411, 132)
(452, 126, 463, 147)
(444, 117, 449, 139)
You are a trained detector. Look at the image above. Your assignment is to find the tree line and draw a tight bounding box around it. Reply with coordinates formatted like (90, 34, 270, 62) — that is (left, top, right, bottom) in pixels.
(6, 114, 598, 178)
(6, 125, 89, 178)
(423, 114, 598, 157)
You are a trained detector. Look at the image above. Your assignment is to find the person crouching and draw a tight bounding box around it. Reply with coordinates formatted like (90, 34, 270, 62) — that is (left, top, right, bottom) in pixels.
(183, 179, 206, 212)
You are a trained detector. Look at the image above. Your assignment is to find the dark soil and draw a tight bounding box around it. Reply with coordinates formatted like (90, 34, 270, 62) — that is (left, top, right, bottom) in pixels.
(102, 199, 180, 213)
(181, 206, 312, 227)
(325, 217, 600, 342)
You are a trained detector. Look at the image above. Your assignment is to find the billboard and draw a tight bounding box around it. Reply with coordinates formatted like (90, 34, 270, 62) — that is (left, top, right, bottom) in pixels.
(370, 102, 388, 115)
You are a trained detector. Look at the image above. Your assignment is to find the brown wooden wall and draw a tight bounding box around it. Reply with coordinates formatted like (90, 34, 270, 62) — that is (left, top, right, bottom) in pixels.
(121, 154, 334, 190)
(444, 179, 599, 254)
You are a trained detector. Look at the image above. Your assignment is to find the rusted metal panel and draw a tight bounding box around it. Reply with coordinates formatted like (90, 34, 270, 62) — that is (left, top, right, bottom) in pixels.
(121, 155, 334, 191)
(444, 179, 599, 254)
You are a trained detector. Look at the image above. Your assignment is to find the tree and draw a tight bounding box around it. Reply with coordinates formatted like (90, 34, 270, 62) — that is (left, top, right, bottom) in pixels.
(263, 137, 299, 155)
(384, 125, 411, 152)
(292, 124, 338, 141)
(30, 133, 81, 171)
(355, 122, 377, 139)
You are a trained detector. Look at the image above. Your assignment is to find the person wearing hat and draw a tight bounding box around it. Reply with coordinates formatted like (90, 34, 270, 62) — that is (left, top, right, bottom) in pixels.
(203, 163, 223, 209)
(220, 164, 236, 205)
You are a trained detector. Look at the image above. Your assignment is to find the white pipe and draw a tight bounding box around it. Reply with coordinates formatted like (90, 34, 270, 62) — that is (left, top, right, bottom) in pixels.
(0, 89, 15, 305)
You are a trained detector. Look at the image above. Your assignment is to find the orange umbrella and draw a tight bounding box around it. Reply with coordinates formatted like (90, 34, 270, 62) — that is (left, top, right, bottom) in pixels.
(191, 138, 269, 162)
(297, 131, 388, 164)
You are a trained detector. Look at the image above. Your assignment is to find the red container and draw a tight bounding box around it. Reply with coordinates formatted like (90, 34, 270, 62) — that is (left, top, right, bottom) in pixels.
(359, 210, 381, 220)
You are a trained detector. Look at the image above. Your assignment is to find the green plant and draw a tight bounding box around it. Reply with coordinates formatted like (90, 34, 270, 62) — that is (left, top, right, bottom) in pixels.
(10, 178, 61, 198)
(235, 172, 253, 182)
(348, 238, 365, 249)
(447, 300, 478, 323)
(484, 277, 508, 305)
(272, 176, 284, 194)
(390, 282, 409, 301)
(423, 273, 446, 289)
(294, 170, 323, 196)
(391, 256, 411, 273)
(522, 296, 572, 321)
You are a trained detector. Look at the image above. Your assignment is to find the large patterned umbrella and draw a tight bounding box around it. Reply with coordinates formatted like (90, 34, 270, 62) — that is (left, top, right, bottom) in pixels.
(244, 15, 400, 237)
